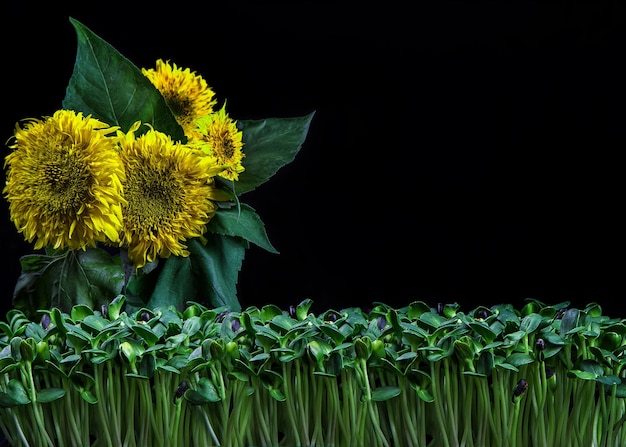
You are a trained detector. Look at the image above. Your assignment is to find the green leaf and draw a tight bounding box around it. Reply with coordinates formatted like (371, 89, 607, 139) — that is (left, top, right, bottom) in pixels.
(568, 369, 597, 381)
(131, 324, 160, 347)
(234, 113, 315, 195)
(520, 313, 542, 334)
(598, 375, 621, 386)
(188, 235, 244, 311)
(469, 321, 497, 344)
(407, 301, 432, 320)
(295, 298, 313, 321)
(13, 249, 124, 318)
(209, 204, 278, 254)
(560, 308, 579, 336)
(371, 386, 401, 401)
(143, 256, 195, 312)
(417, 389, 435, 403)
(418, 312, 445, 330)
(63, 18, 184, 140)
(125, 234, 244, 312)
(614, 383, 626, 398)
(71, 305, 94, 322)
(505, 353, 535, 367)
(319, 324, 346, 345)
(185, 378, 221, 404)
(36, 388, 66, 403)
(0, 380, 30, 408)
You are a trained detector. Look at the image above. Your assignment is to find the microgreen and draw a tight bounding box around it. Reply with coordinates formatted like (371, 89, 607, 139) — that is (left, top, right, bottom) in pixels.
(1, 298, 626, 446)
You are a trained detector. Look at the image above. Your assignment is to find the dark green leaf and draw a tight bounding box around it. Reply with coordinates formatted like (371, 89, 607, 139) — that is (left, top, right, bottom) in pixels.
(319, 324, 346, 345)
(71, 305, 94, 322)
(598, 375, 621, 386)
(260, 304, 283, 322)
(188, 235, 244, 311)
(208, 204, 278, 253)
(520, 313, 542, 334)
(13, 249, 124, 317)
(407, 301, 432, 320)
(131, 324, 160, 347)
(63, 18, 184, 140)
(567, 369, 597, 381)
(36, 388, 66, 403)
(417, 389, 435, 403)
(469, 321, 497, 344)
(296, 298, 313, 321)
(0, 380, 30, 407)
(418, 312, 445, 330)
(371, 386, 401, 401)
(235, 113, 315, 195)
(143, 255, 195, 312)
(505, 353, 535, 367)
(560, 309, 579, 336)
(578, 359, 605, 377)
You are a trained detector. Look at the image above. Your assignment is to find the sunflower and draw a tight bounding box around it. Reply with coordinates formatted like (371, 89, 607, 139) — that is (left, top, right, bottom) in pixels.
(142, 59, 217, 138)
(117, 123, 229, 268)
(190, 103, 245, 181)
(3, 109, 125, 251)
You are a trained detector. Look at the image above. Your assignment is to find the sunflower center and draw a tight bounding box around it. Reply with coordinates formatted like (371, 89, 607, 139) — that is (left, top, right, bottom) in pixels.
(165, 94, 193, 124)
(220, 132, 235, 159)
(126, 168, 184, 230)
(41, 150, 91, 212)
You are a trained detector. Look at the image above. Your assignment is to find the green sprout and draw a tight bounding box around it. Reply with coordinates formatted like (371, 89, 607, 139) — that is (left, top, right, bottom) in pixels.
(2, 298, 626, 446)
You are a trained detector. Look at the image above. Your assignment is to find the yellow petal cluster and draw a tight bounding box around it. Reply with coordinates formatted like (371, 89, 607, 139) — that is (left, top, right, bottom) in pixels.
(117, 123, 228, 268)
(3, 110, 125, 250)
(142, 59, 217, 138)
(190, 103, 246, 181)
(5, 61, 245, 268)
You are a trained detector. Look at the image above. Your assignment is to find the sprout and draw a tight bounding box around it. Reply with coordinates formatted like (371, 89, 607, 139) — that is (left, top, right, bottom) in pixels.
(3, 299, 626, 446)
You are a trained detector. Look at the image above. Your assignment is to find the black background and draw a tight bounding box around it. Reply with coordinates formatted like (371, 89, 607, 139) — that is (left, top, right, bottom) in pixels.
(2, 2, 626, 320)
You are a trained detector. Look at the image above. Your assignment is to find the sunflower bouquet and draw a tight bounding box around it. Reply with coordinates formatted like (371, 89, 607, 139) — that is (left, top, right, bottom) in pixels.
(3, 18, 314, 319)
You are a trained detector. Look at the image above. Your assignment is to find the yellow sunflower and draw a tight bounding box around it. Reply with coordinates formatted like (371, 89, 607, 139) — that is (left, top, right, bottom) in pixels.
(117, 123, 229, 268)
(3, 109, 125, 251)
(190, 103, 245, 181)
(141, 59, 217, 138)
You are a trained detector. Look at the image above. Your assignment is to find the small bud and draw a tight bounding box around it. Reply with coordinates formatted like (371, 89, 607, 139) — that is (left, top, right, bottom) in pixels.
(139, 311, 151, 322)
(324, 311, 339, 323)
(216, 310, 230, 322)
(231, 318, 241, 333)
(289, 305, 297, 319)
(101, 305, 109, 319)
(477, 309, 489, 320)
(371, 339, 386, 360)
(545, 366, 557, 392)
(377, 316, 387, 331)
(175, 381, 188, 400)
(512, 379, 528, 402)
(535, 338, 545, 351)
(355, 337, 372, 360)
(41, 314, 51, 330)
(226, 341, 240, 359)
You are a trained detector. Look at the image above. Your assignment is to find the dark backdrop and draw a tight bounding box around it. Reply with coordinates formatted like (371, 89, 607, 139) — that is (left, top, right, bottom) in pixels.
(2, 2, 625, 320)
